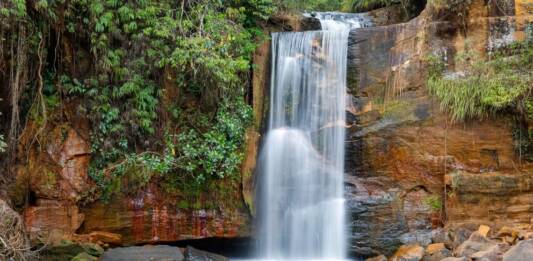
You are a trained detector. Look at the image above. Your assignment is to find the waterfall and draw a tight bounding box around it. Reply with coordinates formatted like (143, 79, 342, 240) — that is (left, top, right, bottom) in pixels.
(257, 13, 369, 260)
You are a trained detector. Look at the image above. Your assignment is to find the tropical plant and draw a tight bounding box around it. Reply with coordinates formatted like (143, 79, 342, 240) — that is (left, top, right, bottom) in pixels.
(427, 42, 532, 122)
(0, 0, 271, 199)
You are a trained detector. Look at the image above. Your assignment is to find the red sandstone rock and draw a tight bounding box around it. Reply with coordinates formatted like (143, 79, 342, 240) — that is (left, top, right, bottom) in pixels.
(89, 231, 122, 245)
(24, 200, 84, 242)
(78, 185, 250, 245)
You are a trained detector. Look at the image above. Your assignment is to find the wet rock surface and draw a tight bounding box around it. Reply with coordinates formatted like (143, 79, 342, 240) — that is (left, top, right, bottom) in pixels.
(184, 246, 229, 261)
(101, 245, 184, 261)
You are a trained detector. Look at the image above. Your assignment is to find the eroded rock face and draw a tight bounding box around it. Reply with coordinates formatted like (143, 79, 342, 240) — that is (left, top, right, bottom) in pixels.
(345, 0, 533, 256)
(79, 185, 250, 244)
(24, 199, 85, 242)
(21, 124, 92, 202)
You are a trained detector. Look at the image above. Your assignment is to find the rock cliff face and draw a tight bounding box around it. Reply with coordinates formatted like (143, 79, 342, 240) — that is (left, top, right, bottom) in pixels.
(345, 0, 533, 256)
(12, 0, 533, 257)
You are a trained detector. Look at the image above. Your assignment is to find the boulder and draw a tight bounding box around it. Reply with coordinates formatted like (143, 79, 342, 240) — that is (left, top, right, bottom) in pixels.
(41, 240, 86, 261)
(71, 252, 98, 261)
(440, 258, 468, 261)
(390, 245, 425, 261)
(451, 228, 473, 249)
(400, 230, 433, 247)
(81, 243, 104, 257)
(470, 244, 508, 261)
(496, 226, 524, 244)
(454, 231, 497, 257)
(430, 228, 451, 245)
(503, 239, 533, 261)
(184, 246, 228, 261)
(422, 243, 451, 261)
(101, 245, 184, 261)
(478, 225, 491, 237)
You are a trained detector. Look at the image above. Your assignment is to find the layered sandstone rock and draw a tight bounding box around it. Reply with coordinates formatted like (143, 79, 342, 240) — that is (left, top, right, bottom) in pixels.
(79, 185, 250, 244)
(345, 0, 533, 256)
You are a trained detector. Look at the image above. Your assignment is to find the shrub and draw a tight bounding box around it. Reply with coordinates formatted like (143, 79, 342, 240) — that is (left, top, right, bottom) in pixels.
(427, 42, 532, 122)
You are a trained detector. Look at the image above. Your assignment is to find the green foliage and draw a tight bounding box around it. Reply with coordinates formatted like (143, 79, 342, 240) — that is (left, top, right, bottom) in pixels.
(1, 0, 266, 200)
(173, 99, 253, 183)
(229, 0, 277, 26)
(0, 0, 27, 18)
(275, 0, 343, 11)
(427, 0, 472, 23)
(342, 0, 396, 11)
(423, 195, 443, 211)
(0, 135, 6, 153)
(89, 151, 175, 200)
(427, 42, 532, 122)
(428, 0, 470, 9)
(89, 97, 252, 200)
(82, 0, 257, 191)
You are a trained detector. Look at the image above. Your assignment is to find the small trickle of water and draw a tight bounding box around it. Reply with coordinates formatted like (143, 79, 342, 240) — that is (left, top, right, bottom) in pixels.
(256, 12, 369, 260)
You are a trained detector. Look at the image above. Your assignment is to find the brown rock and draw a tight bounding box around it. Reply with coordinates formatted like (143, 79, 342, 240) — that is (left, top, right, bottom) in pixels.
(440, 258, 467, 261)
(89, 231, 122, 245)
(365, 255, 387, 261)
(471, 243, 508, 261)
(454, 231, 497, 258)
(503, 239, 533, 261)
(423, 243, 451, 261)
(390, 245, 425, 261)
(451, 228, 473, 249)
(496, 226, 519, 238)
(478, 225, 491, 237)
(344, 2, 533, 256)
(24, 200, 84, 242)
(425, 243, 445, 254)
(496, 226, 524, 245)
(79, 185, 250, 244)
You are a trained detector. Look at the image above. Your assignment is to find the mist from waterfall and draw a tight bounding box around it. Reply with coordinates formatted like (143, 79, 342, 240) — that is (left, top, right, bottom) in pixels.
(257, 12, 369, 260)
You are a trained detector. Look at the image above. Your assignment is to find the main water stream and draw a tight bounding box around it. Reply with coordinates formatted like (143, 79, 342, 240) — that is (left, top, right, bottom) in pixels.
(256, 12, 370, 260)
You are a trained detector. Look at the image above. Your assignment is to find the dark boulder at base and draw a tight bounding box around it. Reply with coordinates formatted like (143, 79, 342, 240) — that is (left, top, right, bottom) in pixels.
(184, 246, 229, 261)
(101, 245, 184, 261)
(503, 239, 533, 261)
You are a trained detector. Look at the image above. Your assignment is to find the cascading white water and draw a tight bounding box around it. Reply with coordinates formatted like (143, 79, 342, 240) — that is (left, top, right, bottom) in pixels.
(257, 12, 369, 260)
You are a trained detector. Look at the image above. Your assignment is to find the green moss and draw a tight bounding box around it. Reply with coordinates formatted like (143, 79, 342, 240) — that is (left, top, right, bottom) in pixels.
(382, 99, 416, 120)
(423, 194, 443, 211)
(42, 171, 58, 191)
(177, 200, 190, 209)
